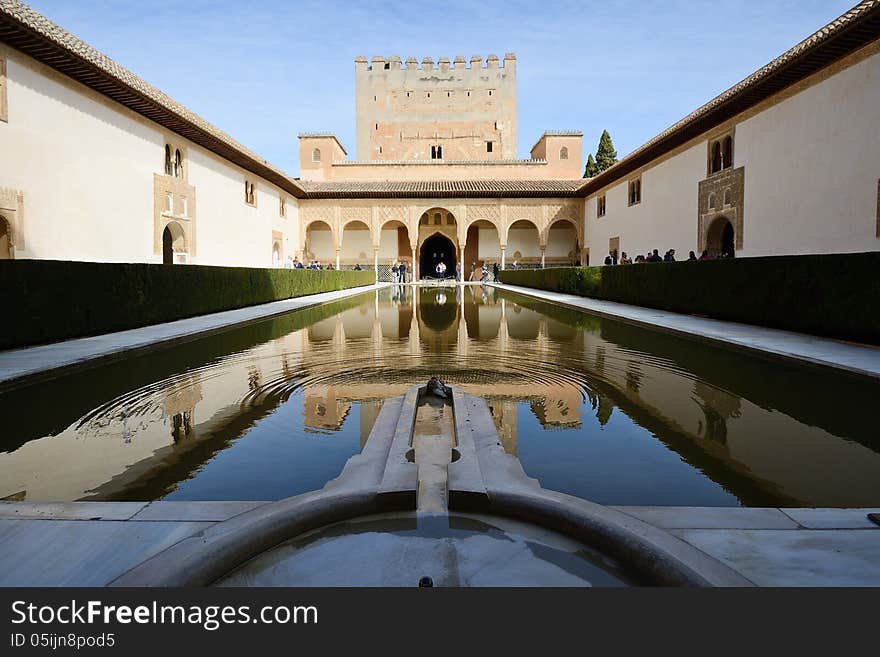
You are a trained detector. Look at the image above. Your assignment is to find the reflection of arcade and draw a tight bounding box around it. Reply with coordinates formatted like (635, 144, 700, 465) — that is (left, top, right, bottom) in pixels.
(6, 289, 880, 507)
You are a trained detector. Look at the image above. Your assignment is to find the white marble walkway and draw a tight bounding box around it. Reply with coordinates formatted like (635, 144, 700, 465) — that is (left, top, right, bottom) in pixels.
(0, 503, 877, 586)
(491, 283, 880, 379)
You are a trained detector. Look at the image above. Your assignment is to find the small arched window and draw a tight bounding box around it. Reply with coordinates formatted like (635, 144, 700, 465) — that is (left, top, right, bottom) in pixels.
(164, 145, 172, 176)
(711, 141, 722, 173)
(560, 147, 569, 160)
(174, 149, 182, 178)
(312, 148, 321, 163)
(723, 188, 732, 206)
(722, 136, 733, 170)
(708, 193, 717, 211)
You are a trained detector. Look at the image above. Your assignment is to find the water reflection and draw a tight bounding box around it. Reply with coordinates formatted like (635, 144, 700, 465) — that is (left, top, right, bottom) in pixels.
(1, 286, 879, 507)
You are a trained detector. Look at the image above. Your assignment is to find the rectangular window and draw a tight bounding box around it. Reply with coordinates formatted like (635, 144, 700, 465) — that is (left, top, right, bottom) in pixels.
(280, 197, 286, 218)
(486, 141, 493, 153)
(0, 57, 6, 123)
(597, 195, 606, 218)
(628, 178, 642, 206)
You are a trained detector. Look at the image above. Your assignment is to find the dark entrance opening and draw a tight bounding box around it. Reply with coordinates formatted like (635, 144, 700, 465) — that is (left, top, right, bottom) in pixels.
(706, 216, 735, 258)
(419, 233, 456, 279)
(162, 225, 174, 264)
(721, 221, 735, 258)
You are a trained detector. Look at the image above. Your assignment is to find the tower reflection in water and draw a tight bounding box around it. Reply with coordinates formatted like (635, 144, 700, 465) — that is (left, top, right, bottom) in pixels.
(1, 286, 879, 508)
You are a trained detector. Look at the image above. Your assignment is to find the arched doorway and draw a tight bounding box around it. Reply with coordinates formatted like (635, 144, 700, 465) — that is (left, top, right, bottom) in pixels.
(340, 220, 371, 269)
(506, 220, 541, 268)
(419, 232, 456, 279)
(272, 242, 281, 267)
(162, 222, 186, 264)
(464, 220, 501, 280)
(706, 216, 735, 258)
(0, 216, 12, 260)
(546, 218, 580, 266)
(304, 220, 334, 267)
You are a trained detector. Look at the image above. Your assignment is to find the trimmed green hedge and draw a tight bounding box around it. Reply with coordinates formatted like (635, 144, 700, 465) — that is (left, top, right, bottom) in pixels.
(499, 253, 880, 345)
(2, 260, 375, 349)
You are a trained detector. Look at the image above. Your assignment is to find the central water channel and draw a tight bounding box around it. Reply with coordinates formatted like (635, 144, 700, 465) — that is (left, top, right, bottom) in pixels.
(1, 286, 878, 507)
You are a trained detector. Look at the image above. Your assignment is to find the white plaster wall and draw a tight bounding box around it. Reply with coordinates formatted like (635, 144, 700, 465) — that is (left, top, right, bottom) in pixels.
(737, 50, 880, 256)
(477, 226, 500, 258)
(507, 227, 541, 258)
(586, 142, 705, 263)
(585, 48, 880, 262)
(546, 225, 577, 257)
(0, 46, 293, 267)
(378, 228, 398, 259)
(339, 227, 372, 260)
(305, 228, 334, 261)
(0, 48, 156, 263)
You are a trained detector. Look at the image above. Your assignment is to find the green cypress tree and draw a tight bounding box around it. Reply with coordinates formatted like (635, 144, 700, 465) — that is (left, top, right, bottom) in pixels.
(595, 130, 618, 172)
(584, 153, 598, 178)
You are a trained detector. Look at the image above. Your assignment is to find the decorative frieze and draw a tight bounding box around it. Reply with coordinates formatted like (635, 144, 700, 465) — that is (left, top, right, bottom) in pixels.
(0, 186, 24, 252)
(153, 173, 196, 257)
(697, 166, 744, 252)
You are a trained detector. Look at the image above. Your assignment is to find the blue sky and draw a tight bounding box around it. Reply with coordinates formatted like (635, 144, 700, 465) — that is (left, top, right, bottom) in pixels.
(27, 0, 857, 176)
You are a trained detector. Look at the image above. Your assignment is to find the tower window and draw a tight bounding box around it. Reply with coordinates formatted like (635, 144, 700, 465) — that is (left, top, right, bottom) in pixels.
(431, 145, 443, 160)
(164, 144, 172, 176)
(312, 148, 321, 163)
(597, 195, 606, 217)
(560, 147, 569, 160)
(174, 148, 183, 178)
(487, 141, 493, 153)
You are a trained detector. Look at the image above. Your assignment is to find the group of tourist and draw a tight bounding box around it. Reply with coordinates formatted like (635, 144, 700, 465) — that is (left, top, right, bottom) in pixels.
(391, 260, 408, 283)
(604, 248, 733, 265)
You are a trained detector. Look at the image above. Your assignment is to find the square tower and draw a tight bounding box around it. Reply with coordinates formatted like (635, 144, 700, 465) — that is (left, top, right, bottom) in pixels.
(355, 53, 517, 162)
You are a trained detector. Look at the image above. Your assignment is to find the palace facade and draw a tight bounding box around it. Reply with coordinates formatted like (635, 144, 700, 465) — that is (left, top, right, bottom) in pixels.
(0, 0, 878, 274)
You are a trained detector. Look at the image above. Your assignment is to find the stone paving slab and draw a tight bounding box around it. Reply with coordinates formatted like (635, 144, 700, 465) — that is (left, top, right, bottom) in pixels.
(0, 283, 386, 392)
(0, 501, 147, 520)
(613, 506, 799, 529)
(0, 519, 211, 586)
(491, 284, 880, 379)
(671, 528, 880, 587)
(779, 508, 880, 529)
(130, 501, 268, 522)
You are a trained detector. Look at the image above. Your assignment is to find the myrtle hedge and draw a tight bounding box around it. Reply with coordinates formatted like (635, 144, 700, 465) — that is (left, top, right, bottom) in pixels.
(2, 260, 375, 349)
(498, 253, 880, 344)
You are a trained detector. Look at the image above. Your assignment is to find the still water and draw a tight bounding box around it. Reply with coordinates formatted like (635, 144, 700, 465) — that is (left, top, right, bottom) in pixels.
(1, 286, 879, 506)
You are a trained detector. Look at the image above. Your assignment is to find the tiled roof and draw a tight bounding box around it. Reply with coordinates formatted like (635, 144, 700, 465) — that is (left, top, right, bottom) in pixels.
(298, 180, 585, 198)
(581, 0, 880, 194)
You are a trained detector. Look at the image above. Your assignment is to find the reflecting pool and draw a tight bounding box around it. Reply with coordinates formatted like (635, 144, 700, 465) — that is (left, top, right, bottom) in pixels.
(1, 286, 879, 506)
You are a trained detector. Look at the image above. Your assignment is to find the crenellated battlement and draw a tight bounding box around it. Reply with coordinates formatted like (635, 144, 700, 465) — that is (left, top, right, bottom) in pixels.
(355, 53, 515, 72)
(355, 51, 518, 161)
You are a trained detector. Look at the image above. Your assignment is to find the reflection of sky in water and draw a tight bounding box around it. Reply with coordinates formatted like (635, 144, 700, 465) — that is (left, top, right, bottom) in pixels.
(515, 402, 737, 507)
(1, 286, 879, 507)
(165, 394, 365, 501)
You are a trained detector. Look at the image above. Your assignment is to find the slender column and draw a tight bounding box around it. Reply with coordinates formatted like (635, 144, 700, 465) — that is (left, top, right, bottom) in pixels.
(335, 248, 340, 271)
(540, 247, 546, 268)
(373, 247, 379, 279)
(501, 246, 506, 269)
(411, 246, 417, 282)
